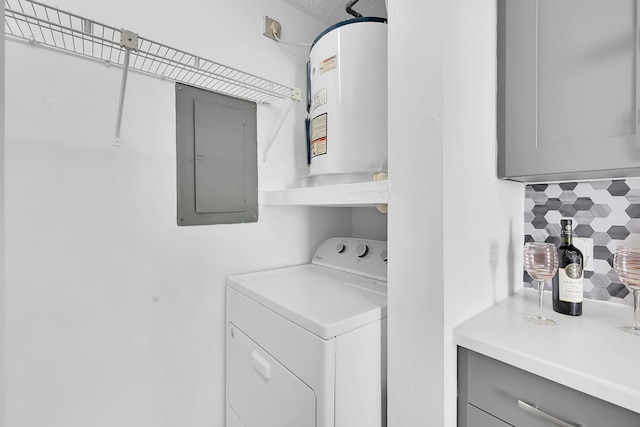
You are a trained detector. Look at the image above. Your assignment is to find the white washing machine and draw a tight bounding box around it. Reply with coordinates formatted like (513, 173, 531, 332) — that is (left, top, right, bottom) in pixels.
(225, 237, 387, 427)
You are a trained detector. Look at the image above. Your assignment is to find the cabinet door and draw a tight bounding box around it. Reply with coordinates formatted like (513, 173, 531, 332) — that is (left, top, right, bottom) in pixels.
(498, 0, 640, 182)
(460, 348, 640, 427)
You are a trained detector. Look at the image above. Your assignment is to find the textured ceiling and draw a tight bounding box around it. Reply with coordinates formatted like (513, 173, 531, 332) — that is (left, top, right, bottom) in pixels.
(282, 0, 387, 26)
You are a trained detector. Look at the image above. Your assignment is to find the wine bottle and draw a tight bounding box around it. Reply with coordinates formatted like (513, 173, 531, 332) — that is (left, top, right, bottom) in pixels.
(552, 219, 583, 316)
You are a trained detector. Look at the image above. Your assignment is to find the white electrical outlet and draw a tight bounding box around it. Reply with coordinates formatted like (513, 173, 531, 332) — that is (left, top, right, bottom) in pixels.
(263, 16, 281, 41)
(573, 237, 594, 271)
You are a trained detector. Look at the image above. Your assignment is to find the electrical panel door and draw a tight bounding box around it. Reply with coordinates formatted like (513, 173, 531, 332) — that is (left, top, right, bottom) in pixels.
(176, 83, 257, 225)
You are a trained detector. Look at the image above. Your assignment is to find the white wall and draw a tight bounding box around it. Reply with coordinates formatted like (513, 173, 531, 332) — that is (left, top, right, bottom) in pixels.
(441, 1, 524, 423)
(387, 0, 446, 424)
(1, 2, 5, 426)
(388, 0, 524, 425)
(352, 207, 388, 242)
(4, 1, 331, 426)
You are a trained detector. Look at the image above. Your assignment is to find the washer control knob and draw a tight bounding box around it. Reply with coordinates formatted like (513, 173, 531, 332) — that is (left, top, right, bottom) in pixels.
(380, 249, 388, 262)
(355, 243, 369, 258)
(336, 243, 346, 253)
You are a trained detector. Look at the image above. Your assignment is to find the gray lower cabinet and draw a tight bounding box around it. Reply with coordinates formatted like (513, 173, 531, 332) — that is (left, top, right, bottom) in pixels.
(498, 0, 640, 182)
(458, 347, 640, 427)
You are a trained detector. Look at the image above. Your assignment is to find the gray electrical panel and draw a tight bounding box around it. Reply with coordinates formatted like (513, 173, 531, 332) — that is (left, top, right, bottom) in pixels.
(176, 83, 258, 225)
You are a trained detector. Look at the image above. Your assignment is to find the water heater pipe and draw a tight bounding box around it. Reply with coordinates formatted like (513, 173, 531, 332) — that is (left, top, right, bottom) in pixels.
(345, 0, 363, 18)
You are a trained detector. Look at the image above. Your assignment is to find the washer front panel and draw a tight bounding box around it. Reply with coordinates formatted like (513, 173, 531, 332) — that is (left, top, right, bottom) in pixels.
(227, 323, 316, 427)
(226, 287, 336, 427)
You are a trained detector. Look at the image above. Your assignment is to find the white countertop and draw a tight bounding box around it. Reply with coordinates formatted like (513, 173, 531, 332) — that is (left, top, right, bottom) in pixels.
(454, 289, 640, 414)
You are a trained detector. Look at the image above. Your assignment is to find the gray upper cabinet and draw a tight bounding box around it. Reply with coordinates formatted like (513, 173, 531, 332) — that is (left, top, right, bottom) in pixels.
(498, 0, 640, 182)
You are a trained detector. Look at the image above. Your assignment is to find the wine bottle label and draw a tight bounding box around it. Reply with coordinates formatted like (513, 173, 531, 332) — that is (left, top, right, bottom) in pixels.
(559, 264, 583, 303)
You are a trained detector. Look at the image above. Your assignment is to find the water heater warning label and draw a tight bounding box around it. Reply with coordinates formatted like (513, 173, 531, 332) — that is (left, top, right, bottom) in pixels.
(310, 113, 327, 158)
(320, 55, 337, 74)
(311, 88, 327, 112)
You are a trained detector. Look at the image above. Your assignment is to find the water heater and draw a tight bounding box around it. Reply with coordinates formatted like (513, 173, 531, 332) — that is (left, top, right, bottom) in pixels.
(305, 17, 388, 187)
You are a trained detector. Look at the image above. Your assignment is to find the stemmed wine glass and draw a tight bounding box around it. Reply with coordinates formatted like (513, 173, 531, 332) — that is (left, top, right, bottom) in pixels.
(523, 242, 558, 326)
(613, 246, 640, 336)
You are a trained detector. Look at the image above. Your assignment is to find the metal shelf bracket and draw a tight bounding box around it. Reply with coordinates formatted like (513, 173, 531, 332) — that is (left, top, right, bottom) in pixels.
(114, 29, 138, 146)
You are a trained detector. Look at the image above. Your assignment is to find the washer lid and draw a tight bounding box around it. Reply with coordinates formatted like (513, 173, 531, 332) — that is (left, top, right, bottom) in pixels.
(227, 264, 387, 340)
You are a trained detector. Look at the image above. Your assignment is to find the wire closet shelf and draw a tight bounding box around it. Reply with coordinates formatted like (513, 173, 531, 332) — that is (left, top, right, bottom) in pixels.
(4, 0, 300, 104)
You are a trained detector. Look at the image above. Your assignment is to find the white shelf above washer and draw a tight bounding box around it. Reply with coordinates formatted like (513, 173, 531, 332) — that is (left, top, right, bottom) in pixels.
(262, 180, 390, 207)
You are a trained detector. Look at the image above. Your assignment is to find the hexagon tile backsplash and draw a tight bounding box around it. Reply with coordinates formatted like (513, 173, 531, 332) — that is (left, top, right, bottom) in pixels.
(524, 179, 640, 307)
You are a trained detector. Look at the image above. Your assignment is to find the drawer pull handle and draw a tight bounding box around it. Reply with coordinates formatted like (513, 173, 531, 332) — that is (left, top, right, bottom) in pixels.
(517, 400, 582, 427)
